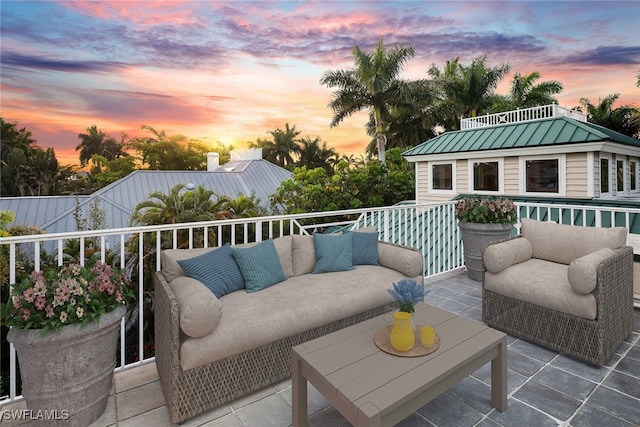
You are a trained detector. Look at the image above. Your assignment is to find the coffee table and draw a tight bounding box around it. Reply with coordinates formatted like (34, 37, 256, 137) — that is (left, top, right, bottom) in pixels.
(292, 302, 507, 427)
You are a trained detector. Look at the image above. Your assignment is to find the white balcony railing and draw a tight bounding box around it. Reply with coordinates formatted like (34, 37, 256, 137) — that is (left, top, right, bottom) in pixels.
(1, 200, 638, 404)
(460, 105, 588, 129)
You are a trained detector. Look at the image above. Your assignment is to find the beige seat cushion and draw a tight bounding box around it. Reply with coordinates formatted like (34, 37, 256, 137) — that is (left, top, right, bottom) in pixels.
(485, 258, 596, 320)
(179, 266, 422, 371)
(520, 219, 626, 265)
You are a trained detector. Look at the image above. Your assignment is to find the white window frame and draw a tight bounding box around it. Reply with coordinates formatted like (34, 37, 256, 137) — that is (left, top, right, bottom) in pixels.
(600, 154, 612, 196)
(468, 158, 504, 195)
(428, 161, 456, 195)
(615, 158, 626, 194)
(519, 154, 566, 197)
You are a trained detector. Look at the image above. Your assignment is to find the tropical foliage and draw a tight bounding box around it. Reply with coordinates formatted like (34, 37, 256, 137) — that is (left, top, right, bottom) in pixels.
(76, 125, 126, 168)
(577, 94, 640, 139)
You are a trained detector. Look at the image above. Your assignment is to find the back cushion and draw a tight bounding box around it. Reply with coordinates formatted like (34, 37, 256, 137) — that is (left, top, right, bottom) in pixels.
(521, 218, 627, 265)
(161, 247, 214, 283)
(292, 235, 315, 276)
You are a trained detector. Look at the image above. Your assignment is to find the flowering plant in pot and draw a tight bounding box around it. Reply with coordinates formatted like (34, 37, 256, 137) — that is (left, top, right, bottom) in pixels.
(387, 279, 427, 313)
(455, 197, 517, 281)
(2, 258, 135, 426)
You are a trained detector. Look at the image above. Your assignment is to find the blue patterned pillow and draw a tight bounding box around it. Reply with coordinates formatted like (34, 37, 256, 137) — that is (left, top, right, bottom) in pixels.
(177, 244, 245, 298)
(348, 231, 380, 265)
(231, 240, 287, 292)
(312, 233, 355, 274)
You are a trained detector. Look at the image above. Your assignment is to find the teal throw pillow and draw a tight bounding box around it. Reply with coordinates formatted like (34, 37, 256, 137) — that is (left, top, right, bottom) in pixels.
(231, 240, 287, 292)
(177, 244, 245, 298)
(312, 233, 355, 274)
(348, 230, 380, 265)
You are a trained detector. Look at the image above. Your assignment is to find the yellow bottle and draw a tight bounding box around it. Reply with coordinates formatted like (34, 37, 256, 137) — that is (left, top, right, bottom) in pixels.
(390, 311, 415, 351)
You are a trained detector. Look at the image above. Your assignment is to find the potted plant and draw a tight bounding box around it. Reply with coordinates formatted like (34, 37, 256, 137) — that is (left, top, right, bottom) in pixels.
(456, 197, 517, 281)
(2, 258, 134, 426)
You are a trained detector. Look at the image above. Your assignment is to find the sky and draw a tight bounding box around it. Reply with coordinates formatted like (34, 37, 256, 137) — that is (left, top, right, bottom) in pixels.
(1, 1, 639, 167)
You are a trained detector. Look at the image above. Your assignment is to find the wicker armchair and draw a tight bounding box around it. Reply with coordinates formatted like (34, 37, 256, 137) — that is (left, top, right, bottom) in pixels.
(482, 219, 634, 366)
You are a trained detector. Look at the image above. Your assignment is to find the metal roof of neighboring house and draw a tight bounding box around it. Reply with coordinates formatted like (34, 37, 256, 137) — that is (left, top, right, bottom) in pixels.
(402, 117, 640, 157)
(2, 159, 291, 235)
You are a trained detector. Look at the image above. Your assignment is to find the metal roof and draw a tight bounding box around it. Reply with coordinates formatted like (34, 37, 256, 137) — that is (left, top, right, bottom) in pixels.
(402, 117, 640, 157)
(3, 160, 291, 234)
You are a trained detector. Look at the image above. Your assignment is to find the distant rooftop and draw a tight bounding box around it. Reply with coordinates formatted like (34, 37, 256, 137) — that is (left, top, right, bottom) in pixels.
(460, 105, 587, 130)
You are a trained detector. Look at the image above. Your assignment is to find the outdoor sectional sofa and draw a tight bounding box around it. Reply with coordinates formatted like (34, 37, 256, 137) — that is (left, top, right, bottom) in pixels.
(482, 218, 634, 366)
(154, 231, 424, 423)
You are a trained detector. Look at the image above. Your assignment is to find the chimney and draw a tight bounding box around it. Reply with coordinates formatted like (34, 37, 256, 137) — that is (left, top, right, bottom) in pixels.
(207, 152, 220, 171)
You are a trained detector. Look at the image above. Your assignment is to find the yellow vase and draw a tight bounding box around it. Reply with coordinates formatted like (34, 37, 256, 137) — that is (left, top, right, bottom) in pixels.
(390, 311, 415, 351)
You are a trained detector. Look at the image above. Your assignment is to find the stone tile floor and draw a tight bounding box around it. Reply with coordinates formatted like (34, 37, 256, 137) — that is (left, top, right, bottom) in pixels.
(3, 269, 639, 426)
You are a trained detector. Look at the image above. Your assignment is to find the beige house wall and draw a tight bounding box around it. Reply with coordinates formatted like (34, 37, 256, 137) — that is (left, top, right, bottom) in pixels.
(503, 157, 519, 195)
(566, 152, 589, 197)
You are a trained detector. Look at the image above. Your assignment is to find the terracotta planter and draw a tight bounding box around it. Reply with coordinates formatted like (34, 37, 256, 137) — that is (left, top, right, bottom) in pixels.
(459, 222, 513, 281)
(7, 305, 126, 427)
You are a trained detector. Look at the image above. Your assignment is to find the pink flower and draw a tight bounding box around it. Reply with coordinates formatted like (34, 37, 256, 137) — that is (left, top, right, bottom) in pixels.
(35, 296, 46, 310)
(45, 305, 54, 318)
(21, 309, 31, 322)
(12, 295, 22, 309)
(22, 288, 36, 303)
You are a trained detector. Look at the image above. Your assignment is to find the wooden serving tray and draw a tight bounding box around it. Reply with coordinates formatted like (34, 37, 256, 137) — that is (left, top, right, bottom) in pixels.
(374, 325, 440, 357)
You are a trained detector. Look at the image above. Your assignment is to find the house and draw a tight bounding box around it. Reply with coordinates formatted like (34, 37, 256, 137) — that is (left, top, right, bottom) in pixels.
(2, 149, 292, 235)
(402, 105, 640, 203)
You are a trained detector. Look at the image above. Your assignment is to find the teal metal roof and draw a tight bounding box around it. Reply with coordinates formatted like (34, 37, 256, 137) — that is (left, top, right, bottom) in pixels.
(403, 117, 640, 157)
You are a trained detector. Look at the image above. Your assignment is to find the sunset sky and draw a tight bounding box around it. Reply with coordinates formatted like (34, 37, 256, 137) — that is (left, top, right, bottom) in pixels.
(2, 0, 639, 167)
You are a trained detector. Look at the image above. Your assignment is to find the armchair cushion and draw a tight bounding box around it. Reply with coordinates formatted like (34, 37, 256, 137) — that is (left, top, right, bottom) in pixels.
(168, 276, 223, 338)
(484, 237, 532, 274)
(567, 248, 616, 294)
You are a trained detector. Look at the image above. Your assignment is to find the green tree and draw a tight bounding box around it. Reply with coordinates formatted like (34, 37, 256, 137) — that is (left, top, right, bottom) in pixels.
(296, 136, 337, 174)
(578, 94, 640, 138)
(320, 39, 418, 163)
(489, 71, 563, 112)
(249, 124, 301, 168)
(128, 125, 209, 170)
(428, 55, 512, 130)
(76, 125, 124, 167)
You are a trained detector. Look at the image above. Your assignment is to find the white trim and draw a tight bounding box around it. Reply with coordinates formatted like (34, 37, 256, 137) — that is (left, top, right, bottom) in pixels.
(468, 158, 504, 195)
(587, 152, 595, 197)
(630, 158, 639, 193)
(428, 161, 456, 195)
(519, 154, 566, 197)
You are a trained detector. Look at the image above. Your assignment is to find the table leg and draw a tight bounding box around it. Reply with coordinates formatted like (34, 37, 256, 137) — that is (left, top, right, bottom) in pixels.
(292, 352, 308, 427)
(491, 336, 508, 411)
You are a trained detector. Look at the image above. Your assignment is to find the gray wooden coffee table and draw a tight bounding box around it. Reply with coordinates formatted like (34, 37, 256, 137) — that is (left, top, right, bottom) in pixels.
(292, 302, 507, 427)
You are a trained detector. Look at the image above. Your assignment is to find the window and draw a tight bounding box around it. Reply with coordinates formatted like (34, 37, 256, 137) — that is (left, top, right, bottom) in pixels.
(526, 159, 559, 193)
(473, 161, 499, 192)
(631, 160, 637, 191)
(432, 164, 453, 190)
(616, 160, 625, 193)
(600, 158, 610, 194)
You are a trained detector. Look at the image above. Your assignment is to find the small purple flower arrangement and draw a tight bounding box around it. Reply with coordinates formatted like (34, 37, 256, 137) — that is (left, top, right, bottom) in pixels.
(2, 258, 134, 334)
(387, 279, 428, 313)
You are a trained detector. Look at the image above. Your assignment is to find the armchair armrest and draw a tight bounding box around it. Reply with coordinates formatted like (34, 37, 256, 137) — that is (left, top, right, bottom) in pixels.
(377, 242, 423, 278)
(593, 246, 634, 321)
(483, 236, 533, 274)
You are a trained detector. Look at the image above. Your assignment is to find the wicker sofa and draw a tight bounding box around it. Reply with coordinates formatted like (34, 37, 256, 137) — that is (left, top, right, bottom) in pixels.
(482, 218, 634, 366)
(154, 233, 423, 423)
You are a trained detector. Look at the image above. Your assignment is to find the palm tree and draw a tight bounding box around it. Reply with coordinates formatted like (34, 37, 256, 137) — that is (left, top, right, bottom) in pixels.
(320, 39, 419, 163)
(296, 136, 337, 174)
(578, 94, 640, 138)
(76, 125, 123, 167)
(428, 55, 512, 130)
(268, 123, 301, 168)
(505, 71, 563, 109)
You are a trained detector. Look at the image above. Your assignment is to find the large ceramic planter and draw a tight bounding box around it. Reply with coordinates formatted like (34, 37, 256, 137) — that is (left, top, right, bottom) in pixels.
(459, 222, 513, 281)
(7, 305, 126, 427)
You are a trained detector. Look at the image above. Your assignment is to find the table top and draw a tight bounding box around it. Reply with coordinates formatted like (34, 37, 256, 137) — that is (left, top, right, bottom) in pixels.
(292, 302, 506, 425)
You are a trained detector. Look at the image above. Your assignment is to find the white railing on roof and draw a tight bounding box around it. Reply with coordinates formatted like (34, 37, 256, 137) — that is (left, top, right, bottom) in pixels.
(460, 105, 588, 129)
(1, 199, 638, 404)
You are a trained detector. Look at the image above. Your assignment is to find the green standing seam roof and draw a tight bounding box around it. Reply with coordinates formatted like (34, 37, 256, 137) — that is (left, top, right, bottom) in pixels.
(402, 117, 640, 157)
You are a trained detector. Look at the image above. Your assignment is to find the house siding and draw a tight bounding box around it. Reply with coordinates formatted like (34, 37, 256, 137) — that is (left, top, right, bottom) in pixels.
(504, 157, 519, 195)
(567, 152, 588, 197)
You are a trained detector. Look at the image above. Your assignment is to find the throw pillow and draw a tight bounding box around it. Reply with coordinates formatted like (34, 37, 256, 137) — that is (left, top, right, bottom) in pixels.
(347, 230, 380, 265)
(177, 244, 245, 298)
(168, 276, 223, 338)
(231, 239, 287, 292)
(312, 233, 355, 274)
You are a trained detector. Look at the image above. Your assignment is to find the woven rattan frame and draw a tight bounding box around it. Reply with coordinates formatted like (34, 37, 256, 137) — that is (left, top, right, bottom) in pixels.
(155, 272, 397, 424)
(482, 240, 633, 367)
